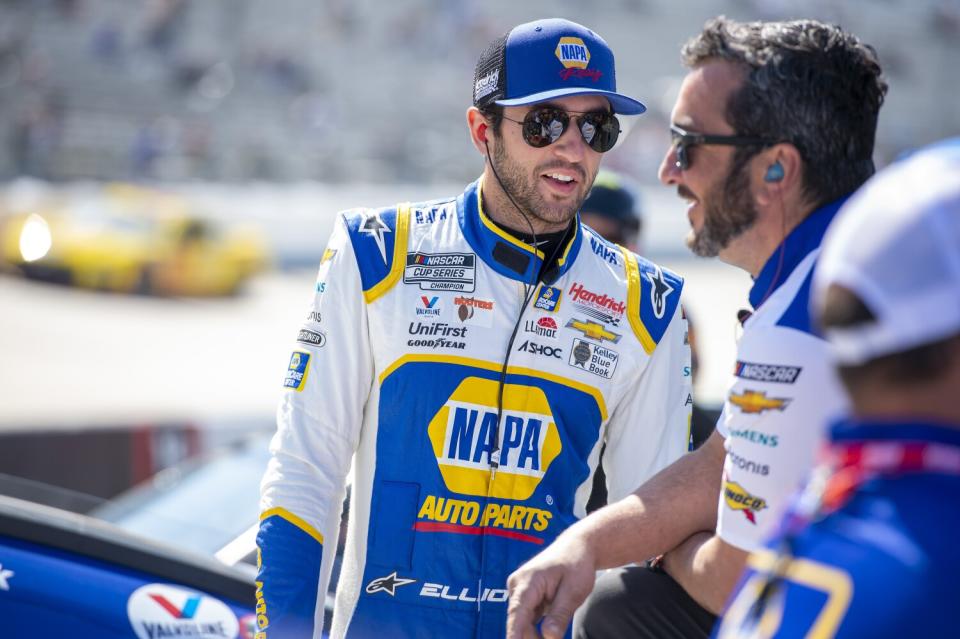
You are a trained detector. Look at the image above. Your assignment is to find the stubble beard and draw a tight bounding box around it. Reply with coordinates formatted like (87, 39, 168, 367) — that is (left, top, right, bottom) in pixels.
(686, 156, 759, 257)
(490, 138, 589, 229)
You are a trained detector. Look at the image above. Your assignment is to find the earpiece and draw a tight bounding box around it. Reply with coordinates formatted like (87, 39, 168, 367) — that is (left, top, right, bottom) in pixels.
(764, 161, 784, 183)
(478, 124, 487, 143)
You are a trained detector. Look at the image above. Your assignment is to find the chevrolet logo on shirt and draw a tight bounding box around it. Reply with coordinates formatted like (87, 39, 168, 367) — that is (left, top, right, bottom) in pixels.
(565, 318, 621, 343)
(728, 390, 791, 414)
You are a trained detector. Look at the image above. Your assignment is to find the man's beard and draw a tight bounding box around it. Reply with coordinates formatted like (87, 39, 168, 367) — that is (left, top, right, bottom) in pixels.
(686, 156, 758, 257)
(490, 139, 589, 227)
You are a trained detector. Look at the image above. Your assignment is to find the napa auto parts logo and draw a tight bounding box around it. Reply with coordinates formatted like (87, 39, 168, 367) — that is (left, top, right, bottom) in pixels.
(555, 36, 601, 81)
(127, 583, 239, 639)
(428, 377, 560, 500)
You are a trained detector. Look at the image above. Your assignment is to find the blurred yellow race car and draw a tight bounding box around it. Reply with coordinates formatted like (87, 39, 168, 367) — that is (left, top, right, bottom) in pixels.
(0, 185, 268, 296)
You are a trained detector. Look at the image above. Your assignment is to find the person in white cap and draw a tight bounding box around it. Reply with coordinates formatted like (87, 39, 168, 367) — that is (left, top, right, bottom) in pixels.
(715, 138, 960, 638)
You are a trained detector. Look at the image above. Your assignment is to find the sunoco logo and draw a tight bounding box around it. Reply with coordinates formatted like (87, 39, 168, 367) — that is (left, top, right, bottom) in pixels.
(427, 377, 561, 500)
(723, 480, 767, 524)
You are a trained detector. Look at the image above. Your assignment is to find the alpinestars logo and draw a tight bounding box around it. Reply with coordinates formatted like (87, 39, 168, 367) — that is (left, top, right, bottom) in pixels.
(645, 265, 674, 319)
(365, 572, 416, 596)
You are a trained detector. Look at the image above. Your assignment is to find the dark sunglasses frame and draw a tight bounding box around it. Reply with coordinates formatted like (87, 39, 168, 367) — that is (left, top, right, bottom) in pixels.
(670, 124, 777, 170)
(502, 107, 622, 153)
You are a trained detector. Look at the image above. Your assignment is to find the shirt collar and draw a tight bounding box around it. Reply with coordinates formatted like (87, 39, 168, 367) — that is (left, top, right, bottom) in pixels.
(457, 178, 582, 283)
(748, 196, 849, 309)
(830, 417, 960, 448)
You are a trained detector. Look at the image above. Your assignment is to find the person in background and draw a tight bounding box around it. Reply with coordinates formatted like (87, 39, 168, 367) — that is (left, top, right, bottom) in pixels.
(717, 138, 960, 638)
(506, 16, 886, 639)
(579, 170, 643, 253)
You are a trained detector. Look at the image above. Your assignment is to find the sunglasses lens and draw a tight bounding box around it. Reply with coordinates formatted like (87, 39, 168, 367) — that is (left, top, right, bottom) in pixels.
(675, 144, 689, 170)
(522, 109, 568, 148)
(581, 113, 619, 153)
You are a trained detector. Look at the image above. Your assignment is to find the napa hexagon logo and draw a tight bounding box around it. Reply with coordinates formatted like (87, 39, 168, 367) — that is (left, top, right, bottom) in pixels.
(428, 377, 561, 500)
(555, 37, 590, 69)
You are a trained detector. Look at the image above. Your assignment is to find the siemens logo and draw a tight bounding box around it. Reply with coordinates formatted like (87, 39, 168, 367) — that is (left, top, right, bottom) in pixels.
(729, 428, 779, 447)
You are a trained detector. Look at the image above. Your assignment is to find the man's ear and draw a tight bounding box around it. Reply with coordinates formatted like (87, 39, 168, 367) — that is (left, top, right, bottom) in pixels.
(753, 143, 803, 207)
(466, 106, 491, 156)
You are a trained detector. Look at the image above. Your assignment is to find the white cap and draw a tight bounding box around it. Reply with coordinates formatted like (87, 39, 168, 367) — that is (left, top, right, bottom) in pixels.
(814, 139, 960, 365)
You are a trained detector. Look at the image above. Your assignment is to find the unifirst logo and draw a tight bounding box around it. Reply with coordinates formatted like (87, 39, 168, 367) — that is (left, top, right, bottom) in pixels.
(555, 37, 590, 69)
(428, 377, 561, 500)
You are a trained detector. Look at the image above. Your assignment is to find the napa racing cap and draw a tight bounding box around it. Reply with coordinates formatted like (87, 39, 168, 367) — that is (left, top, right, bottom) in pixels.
(473, 18, 647, 115)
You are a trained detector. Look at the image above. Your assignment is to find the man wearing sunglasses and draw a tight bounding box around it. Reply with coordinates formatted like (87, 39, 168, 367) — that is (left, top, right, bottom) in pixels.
(257, 18, 692, 639)
(507, 17, 886, 639)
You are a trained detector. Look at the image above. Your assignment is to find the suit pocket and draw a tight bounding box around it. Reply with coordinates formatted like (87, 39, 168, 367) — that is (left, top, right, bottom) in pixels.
(368, 480, 420, 568)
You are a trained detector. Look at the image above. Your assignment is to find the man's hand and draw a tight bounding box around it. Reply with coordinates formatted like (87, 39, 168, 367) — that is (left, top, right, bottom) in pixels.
(506, 532, 598, 639)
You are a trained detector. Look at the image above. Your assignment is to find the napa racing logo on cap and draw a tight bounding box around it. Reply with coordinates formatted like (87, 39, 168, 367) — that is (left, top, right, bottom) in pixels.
(533, 285, 562, 312)
(283, 351, 310, 391)
(127, 583, 239, 639)
(555, 36, 590, 69)
(427, 377, 561, 500)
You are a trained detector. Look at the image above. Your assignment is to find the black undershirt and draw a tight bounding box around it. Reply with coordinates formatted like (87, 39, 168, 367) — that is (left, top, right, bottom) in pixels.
(489, 218, 574, 281)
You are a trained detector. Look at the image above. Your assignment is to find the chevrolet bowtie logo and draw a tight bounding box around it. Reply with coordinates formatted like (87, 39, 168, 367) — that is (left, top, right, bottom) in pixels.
(565, 318, 621, 343)
(728, 390, 790, 414)
(365, 571, 416, 596)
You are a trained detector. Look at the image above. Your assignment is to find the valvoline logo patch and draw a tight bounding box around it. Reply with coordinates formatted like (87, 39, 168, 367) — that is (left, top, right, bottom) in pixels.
(127, 583, 239, 639)
(555, 37, 590, 69)
(428, 377, 561, 500)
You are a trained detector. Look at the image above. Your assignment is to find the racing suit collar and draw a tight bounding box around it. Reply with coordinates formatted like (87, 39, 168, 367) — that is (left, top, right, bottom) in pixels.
(830, 418, 960, 448)
(749, 195, 849, 310)
(457, 178, 583, 284)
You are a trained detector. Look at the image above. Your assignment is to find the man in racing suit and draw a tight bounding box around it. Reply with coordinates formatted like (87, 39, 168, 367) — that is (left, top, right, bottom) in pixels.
(256, 18, 691, 639)
(506, 18, 887, 639)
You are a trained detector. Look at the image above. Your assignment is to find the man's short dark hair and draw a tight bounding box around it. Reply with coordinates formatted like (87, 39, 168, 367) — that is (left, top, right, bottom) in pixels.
(819, 285, 959, 394)
(681, 17, 888, 208)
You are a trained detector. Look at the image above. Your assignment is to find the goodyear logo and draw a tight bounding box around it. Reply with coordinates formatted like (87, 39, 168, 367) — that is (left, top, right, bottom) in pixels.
(555, 37, 590, 69)
(428, 377, 561, 500)
(283, 352, 310, 391)
(728, 390, 791, 414)
(723, 480, 767, 524)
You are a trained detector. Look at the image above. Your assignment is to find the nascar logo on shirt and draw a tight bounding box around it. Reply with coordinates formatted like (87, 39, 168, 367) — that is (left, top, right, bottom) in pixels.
(723, 480, 767, 524)
(734, 360, 802, 384)
(404, 252, 476, 292)
(427, 377, 561, 500)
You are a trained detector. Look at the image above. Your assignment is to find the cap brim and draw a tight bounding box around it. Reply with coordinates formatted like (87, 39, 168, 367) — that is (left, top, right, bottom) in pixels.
(496, 87, 646, 115)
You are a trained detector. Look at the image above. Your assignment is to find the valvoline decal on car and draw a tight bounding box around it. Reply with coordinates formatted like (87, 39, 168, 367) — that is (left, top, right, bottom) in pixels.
(427, 377, 561, 500)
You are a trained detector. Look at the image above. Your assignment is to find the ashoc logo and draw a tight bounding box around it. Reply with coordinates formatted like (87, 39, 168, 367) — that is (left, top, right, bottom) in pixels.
(428, 377, 561, 500)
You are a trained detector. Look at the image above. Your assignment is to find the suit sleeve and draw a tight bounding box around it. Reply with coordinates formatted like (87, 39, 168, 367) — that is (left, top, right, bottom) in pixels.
(602, 303, 692, 503)
(255, 215, 374, 638)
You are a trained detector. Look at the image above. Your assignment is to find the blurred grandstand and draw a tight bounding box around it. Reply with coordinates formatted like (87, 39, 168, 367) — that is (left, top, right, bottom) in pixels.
(0, 0, 957, 184)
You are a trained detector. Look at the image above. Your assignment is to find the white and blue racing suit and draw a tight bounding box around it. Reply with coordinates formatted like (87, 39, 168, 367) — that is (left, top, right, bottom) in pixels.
(256, 178, 691, 638)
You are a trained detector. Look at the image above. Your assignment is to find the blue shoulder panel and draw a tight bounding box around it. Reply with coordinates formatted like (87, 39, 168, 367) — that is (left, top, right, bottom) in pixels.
(344, 206, 400, 293)
(636, 255, 684, 345)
